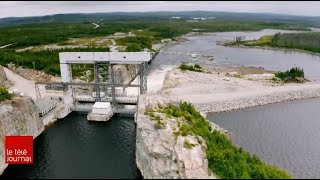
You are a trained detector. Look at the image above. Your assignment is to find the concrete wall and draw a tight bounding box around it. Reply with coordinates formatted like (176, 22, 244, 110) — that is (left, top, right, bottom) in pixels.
(59, 52, 151, 64)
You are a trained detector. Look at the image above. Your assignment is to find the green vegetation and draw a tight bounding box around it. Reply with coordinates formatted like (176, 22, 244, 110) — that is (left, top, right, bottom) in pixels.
(1, 11, 318, 29)
(154, 121, 164, 129)
(194, 64, 202, 69)
(154, 114, 165, 129)
(226, 35, 274, 47)
(148, 101, 292, 179)
(270, 32, 320, 53)
(184, 139, 196, 149)
(0, 47, 109, 76)
(145, 108, 165, 129)
(71, 64, 94, 82)
(195, 136, 203, 145)
(178, 63, 203, 72)
(0, 21, 186, 50)
(116, 36, 154, 52)
(274, 67, 305, 83)
(227, 32, 320, 54)
(0, 86, 13, 101)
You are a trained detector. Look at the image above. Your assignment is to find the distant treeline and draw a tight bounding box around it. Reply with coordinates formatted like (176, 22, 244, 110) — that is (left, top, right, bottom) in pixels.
(228, 32, 320, 54)
(271, 32, 320, 53)
(1, 11, 320, 28)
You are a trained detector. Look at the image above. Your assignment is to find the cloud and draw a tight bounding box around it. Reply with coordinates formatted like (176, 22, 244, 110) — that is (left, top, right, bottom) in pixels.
(0, 1, 319, 18)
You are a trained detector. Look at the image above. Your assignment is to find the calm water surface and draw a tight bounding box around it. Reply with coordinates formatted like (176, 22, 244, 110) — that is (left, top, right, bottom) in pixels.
(1, 112, 142, 179)
(152, 29, 320, 81)
(207, 98, 320, 179)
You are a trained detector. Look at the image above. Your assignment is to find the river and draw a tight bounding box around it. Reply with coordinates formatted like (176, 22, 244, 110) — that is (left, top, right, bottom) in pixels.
(207, 98, 320, 179)
(151, 29, 320, 81)
(150, 28, 320, 179)
(2, 28, 320, 178)
(1, 112, 142, 179)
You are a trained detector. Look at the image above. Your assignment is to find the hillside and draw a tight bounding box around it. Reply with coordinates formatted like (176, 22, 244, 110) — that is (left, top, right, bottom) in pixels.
(1, 11, 320, 28)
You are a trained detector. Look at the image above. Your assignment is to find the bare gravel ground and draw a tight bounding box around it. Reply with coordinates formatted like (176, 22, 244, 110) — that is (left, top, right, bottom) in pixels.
(158, 68, 320, 114)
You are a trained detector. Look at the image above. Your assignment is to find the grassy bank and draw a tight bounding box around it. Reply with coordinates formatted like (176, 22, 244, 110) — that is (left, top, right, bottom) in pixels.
(226, 32, 320, 54)
(178, 63, 203, 72)
(0, 86, 13, 102)
(146, 101, 292, 179)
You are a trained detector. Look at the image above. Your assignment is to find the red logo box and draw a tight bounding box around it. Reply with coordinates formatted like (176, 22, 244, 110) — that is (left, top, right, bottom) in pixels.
(5, 136, 33, 164)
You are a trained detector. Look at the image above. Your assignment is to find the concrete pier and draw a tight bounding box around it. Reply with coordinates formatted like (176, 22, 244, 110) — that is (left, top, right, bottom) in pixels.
(55, 105, 71, 119)
(87, 113, 113, 121)
(87, 102, 114, 122)
(40, 102, 72, 126)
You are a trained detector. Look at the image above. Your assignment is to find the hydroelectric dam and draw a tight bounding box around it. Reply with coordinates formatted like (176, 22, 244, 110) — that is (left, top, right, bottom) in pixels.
(34, 51, 152, 125)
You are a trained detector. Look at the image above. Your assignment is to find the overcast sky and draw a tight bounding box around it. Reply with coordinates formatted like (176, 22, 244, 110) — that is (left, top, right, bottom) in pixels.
(1, 1, 320, 18)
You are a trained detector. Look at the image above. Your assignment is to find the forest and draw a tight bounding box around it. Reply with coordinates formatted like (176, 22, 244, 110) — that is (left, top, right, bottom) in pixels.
(270, 32, 320, 53)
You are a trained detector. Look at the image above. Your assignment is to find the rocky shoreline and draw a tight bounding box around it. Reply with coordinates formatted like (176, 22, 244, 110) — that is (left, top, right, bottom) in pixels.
(160, 68, 320, 115)
(194, 84, 320, 114)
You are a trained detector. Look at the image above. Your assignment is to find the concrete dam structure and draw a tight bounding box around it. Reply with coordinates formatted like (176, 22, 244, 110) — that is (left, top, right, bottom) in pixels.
(34, 52, 152, 123)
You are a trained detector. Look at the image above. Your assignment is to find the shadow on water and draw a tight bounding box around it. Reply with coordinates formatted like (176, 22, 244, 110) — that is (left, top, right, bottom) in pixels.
(1, 112, 143, 179)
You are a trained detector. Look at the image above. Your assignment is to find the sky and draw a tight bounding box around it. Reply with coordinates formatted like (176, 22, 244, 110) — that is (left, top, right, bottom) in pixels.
(1, 1, 320, 18)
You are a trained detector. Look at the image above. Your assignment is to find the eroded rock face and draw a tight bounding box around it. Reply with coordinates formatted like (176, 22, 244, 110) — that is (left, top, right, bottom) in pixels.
(162, 70, 181, 91)
(0, 66, 11, 88)
(136, 94, 217, 179)
(113, 65, 137, 84)
(0, 97, 44, 174)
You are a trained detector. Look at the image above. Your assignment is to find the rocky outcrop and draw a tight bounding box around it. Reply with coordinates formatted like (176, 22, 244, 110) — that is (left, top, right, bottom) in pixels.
(113, 64, 137, 84)
(7, 63, 58, 82)
(0, 66, 11, 88)
(162, 70, 181, 90)
(0, 97, 45, 174)
(136, 94, 217, 179)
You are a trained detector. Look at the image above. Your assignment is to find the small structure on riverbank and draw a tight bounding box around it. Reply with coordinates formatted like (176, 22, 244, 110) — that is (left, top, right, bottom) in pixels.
(87, 102, 113, 121)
